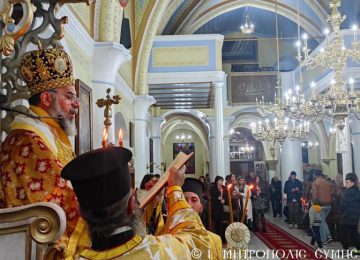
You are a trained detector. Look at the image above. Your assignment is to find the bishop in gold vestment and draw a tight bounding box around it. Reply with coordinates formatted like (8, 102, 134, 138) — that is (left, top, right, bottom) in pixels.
(0, 48, 81, 236)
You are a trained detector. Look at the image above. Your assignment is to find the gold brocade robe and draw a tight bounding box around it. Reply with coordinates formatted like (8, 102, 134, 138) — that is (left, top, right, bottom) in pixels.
(79, 186, 223, 260)
(0, 106, 79, 235)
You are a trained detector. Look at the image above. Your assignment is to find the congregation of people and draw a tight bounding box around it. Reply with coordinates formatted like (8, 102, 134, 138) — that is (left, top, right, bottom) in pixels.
(195, 170, 360, 254)
(1, 47, 360, 259)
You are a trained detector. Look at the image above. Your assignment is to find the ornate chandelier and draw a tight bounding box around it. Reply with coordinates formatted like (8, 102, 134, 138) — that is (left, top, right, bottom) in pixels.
(240, 142, 254, 154)
(252, 0, 310, 145)
(299, 0, 360, 130)
(240, 8, 254, 34)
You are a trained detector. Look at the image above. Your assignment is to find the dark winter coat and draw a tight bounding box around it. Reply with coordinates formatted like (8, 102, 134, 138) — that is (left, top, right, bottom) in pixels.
(284, 179, 303, 202)
(339, 186, 360, 225)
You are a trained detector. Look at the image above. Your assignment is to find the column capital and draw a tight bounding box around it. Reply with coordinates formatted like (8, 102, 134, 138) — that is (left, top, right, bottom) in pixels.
(212, 81, 224, 89)
(150, 116, 165, 137)
(134, 95, 156, 121)
(92, 42, 131, 84)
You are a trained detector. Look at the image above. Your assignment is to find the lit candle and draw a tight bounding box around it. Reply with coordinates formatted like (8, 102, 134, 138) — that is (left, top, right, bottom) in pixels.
(352, 24, 358, 43)
(227, 184, 234, 224)
(118, 129, 123, 147)
(349, 78, 355, 92)
(241, 185, 253, 223)
(102, 127, 108, 148)
(311, 81, 316, 99)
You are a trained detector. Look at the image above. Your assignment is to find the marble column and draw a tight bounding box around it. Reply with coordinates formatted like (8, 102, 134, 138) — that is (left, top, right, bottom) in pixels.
(214, 81, 225, 179)
(133, 96, 156, 187)
(352, 118, 360, 180)
(151, 116, 164, 175)
(207, 117, 217, 182)
(91, 42, 131, 148)
(223, 116, 235, 176)
(340, 119, 353, 178)
(280, 139, 303, 186)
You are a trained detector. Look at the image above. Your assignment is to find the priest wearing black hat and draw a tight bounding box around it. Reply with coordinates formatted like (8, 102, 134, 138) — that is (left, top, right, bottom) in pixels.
(61, 147, 219, 259)
(182, 178, 223, 259)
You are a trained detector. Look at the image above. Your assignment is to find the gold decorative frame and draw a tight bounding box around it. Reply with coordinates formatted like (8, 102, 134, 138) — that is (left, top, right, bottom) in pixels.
(0, 202, 66, 260)
(75, 79, 93, 156)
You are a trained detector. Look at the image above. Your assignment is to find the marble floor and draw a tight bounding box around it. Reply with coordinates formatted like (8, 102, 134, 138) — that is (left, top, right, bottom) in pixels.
(243, 213, 359, 260)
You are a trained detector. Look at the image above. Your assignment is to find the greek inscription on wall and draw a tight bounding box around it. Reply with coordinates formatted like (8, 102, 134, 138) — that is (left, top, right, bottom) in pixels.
(152, 46, 209, 67)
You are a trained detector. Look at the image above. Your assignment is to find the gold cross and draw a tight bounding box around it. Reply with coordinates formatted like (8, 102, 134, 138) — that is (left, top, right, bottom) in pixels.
(96, 88, 121, 129)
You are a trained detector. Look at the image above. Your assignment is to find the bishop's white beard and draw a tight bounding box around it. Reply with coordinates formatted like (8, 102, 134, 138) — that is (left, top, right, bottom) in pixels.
(49, 100, 78, 136)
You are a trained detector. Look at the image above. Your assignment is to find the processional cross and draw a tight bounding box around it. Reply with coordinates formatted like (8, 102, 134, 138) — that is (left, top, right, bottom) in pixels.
(96, 88, 121, 146)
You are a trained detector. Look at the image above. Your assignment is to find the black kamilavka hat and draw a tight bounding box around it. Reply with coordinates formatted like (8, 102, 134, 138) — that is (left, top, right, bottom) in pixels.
(61, 147, 132, 209)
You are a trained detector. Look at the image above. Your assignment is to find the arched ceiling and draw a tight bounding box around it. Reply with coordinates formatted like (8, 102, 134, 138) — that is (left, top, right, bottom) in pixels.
(160, 0, 360, 40)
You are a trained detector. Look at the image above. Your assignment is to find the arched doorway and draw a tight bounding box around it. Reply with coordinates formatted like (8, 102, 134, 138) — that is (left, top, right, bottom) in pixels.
(229, 128, 266, 181)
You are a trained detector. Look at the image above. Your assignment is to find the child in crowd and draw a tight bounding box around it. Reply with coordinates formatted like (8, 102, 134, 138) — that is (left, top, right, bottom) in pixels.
(309, 201, 323, 249)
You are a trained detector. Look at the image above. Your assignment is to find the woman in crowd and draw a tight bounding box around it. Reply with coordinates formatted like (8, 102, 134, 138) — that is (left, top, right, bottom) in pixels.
(237, 176, 253, 229)
(252, 175, 268, 232)
(210, 175, 225, 240)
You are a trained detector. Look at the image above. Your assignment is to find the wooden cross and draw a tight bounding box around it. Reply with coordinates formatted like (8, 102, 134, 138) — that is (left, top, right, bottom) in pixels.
(96, 88, 121, 129)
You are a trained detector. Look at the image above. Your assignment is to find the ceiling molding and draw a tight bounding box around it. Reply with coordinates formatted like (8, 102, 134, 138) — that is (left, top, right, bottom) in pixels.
(148, 71, 225, 84)
(156, 0, 183, 34)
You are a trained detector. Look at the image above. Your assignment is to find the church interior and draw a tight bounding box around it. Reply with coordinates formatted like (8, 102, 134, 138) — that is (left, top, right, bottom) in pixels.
(1, 0, 360, 259)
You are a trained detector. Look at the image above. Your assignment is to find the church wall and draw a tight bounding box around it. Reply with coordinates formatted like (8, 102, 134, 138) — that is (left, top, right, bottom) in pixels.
(68, 3, 93, 37)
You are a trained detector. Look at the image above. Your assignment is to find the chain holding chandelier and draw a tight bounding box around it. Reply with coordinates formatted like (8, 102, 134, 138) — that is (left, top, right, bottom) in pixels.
(252, 0, 310, 145)
(240, 7, 254, 34)
(297, 0, 360, 130)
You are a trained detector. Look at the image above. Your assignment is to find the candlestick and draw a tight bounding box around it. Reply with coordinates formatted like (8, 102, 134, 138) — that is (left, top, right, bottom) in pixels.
(118, 128, 123, 147)
(227, 184, 234, 224)
(241, 185, 253, 223)
(102, 127, 108, 148)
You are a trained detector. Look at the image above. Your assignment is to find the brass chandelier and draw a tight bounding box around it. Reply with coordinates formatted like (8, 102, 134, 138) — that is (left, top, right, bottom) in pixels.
(298, 0, 360, 130)
(240, 7, 254, 34)
(252, 0, 310, 145)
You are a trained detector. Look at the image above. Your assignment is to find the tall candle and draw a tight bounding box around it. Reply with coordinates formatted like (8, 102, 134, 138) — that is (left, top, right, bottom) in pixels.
(227, 184, 234, 224)
(241, 185, 253, 223)
(118, 128, 123, 147)
(102, 127, 108, 148)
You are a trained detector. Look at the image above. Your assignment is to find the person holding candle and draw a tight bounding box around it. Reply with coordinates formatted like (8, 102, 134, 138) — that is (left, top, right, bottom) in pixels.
(251, 175, 268, 232)
(61, 147, 218, 259)
(210, 176, 225, 241)
(237, 176, 253, 229)
(225, 173, 240, 222)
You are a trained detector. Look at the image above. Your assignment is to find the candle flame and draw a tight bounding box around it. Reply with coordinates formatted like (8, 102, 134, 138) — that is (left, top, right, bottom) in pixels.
(102, 128, 108, 142)
(249, 185, 254, 190)
(227, 184, 232, 189)
(118, 129, 123, 140)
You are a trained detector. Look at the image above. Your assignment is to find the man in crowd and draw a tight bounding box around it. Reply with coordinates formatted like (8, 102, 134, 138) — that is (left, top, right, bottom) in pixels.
(339, 174, 360, 253)
(0, 48, 80, 235)
(311, 171, 333, 245)
(182, 178, 222, 259)
(61, 147, 220, 259)
(284, 171, 303, 229)
(270, 176, 282, 218)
